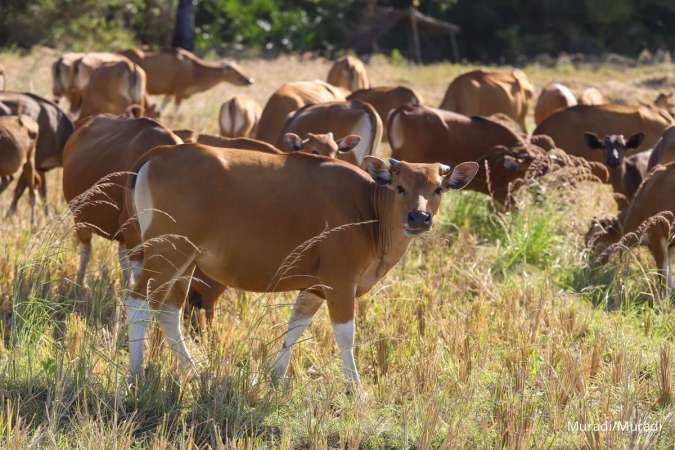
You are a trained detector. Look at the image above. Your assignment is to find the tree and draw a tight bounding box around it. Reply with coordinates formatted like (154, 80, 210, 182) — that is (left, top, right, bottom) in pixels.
(172, 0, 195, 50)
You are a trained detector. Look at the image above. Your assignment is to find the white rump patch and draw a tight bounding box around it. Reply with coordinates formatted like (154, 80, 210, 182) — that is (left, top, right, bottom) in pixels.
(134, 162, 154, 238)
(389, 111, 405, 151)
(350, 115, 374, 164)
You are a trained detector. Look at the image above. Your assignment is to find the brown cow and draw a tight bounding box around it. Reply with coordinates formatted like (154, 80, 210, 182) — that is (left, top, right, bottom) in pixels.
(0, 92, 74, 214)
(256, 80, 348, 144)
(533, 104, 671, 163)
(51, 52, 85, 111)
(439, 69, 535, 131)
(0, 115, 39, 223)
(78, 60, 147, 119)
(388, 104, 532, 205)
(119, 48, 253, 110)
(578, 87, 605, 106)
(278, 100, 382, 165)
(647, 126, 675, 169)
(124, 143, 478, 387)
(586, 163, 675, 296)
(534, 83, 577, 125)
(347, 86, 421, 142)
(218, 95, 261, 138)
(326, 55, 370, 92)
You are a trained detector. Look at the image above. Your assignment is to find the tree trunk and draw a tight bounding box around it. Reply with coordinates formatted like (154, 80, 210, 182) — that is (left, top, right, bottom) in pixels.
(171, 0, 195, 51)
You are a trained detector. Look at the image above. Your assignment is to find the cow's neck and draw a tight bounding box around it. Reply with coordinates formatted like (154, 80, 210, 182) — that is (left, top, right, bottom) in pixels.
(193, 64, 227, 90)
(371, 186, 411, 277)
(609, 163, 627, 196)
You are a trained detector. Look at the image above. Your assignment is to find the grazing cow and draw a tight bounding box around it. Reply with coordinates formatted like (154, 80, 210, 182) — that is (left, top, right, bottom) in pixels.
(347, 86, 421, 142)
(534, 83, 577, 125)
(388, 104, 532, 205)
(119, 47, 253, 110)
(578, 87, 605, 105)
(256, 80, 348, 144)
(647, 126, 675, 169)
(0, 115, 39, 223)
(439, 69, 535, 131)
(278, 100, 382, 165)
(584, 132, 650, 210)
(586, 163, 675, 296)
(218, 95, 261, 138)
(533, 104, 671, 163)
(326, 55, 370, 92)
(125, 143, 478, 387)
(78, 60, 147, 119)
(51, 52, 85, 110)
(0, 92, 74, 213)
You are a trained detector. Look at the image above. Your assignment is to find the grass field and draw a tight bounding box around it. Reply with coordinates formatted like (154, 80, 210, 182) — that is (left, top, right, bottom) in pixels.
(0, 48, 673, 448)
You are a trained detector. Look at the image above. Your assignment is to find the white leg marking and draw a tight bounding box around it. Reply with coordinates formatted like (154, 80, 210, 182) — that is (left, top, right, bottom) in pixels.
(333, 320, 361, 387)
(77, 241, 92, 286)
(157, 304, 197, 374)
(130, 260, 143, 286)
(127, 296, 153, 376)
(134, 162, 154, 238)
(118, 243, 130, 288)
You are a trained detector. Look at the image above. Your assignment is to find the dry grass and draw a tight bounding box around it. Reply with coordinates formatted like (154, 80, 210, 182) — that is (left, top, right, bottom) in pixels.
(0, 49, 673, 448)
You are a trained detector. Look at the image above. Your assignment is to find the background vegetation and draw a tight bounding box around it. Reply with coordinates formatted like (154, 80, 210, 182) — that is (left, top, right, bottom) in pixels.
(1, 0, 674, 62)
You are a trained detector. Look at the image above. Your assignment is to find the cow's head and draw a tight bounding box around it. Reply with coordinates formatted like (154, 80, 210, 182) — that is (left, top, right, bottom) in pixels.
(584, 132, 644, 167)
(281, 132, 360, 159)
(221, 61, 254, 86)
(362, 157, 478, 236)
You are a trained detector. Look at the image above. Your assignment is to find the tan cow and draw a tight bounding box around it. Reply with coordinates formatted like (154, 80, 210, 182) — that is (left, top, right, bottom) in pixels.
(578, 87, 606, 105)
(647, 126, 675, 169)
(0, 115, 39, 223)
(534, 83, 577, 125)
(119, 47, 253, 110)
(586, 163, 675, 296)
(78, 60, 147, 119)
(256, 80, 348, 144)
(326, 55, 370, 92)
(533, 104, 672, 163)
(124, 143, 478, 387)
(51, 52, 85, 111)
(218, 95, 261, 138)
(439, 69, 535, 131)
(347, 86, 421, 142)
(278, 100, 381, 165)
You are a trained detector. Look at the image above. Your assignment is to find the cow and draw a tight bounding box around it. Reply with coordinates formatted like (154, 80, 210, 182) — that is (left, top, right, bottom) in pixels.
(439, 69, 535, 131)
(278, 100, 381, 165)
(256, 80, 348, 144)
(0, 114, 40, 223)
(388, 104, 532, 205)
(647, 126, 675, 169)
(51, 52, 85, 111)
(0, 92, 74, 213)
(218, 95, 261, 138)
(78, 60, 147, 119)
(533, 104, 671, 163)
(584, 132, 650, 210)
(347, 86, 421, 142)
(578, 87, 605, 106)
(118, 47, 254, 111)
(69, 52, 130, 114)
(326, 55, 370, 92)
(124, 142, 479, 388)
(586, 163, 675, 297)
(534, 83, 577, 125)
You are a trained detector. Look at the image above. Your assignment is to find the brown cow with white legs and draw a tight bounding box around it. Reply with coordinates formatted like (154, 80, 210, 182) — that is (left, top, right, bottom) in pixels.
(78, 60, 147, 119)
(124, 143, 478, 388)
(326, 55, 370, 92)
(347, 86, 421, 143)
(278, 100, 381, 165)
(439, 69, 534, 131)
(119, 48, 254, 111)
(0, 115, 40, 223)
(534, 83, 577, 125)
(218, 95, 261, 138)
(256, 81, 348, 144)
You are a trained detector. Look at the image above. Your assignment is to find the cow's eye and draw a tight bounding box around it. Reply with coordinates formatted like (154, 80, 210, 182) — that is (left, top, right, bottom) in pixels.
(397, 185, 406, 194)
(434, 187, 443, 195)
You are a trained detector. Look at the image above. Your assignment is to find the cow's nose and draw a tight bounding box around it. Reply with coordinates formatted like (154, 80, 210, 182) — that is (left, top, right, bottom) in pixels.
(407, 210, 432, 228)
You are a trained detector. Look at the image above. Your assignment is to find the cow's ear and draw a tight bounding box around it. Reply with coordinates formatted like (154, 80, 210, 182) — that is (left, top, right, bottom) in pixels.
(337, 134, 361, 152)
(362, 156, 393, 186)
(584, 132, 603, 149)
(442, 161, 479, 191)
(281, 133, 303, 152)
(626, 132, 644, 149)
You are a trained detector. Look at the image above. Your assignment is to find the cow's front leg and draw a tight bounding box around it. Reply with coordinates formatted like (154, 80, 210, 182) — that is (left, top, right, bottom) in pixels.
(326, 284, 360, 390)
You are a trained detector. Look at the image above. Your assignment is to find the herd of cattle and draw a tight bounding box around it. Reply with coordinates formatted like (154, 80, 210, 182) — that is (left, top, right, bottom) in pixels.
(0, 50, 674, 387)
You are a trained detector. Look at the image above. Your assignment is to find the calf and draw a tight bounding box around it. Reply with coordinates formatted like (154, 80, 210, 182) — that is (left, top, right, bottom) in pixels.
(256, 81, 348, 144)
(584, 132, 650, 209)
(534, 83, 577, 125)
(278, 100, 381, 165)
(439, 69, 534, 131)
(78, 60, 147, 119)
(647, 126, 675, 170)
(125, 144, 478, 388)
(0, 115, 40, 223)
(218, 95, 261, 138)
(326, 55, 369, 92)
